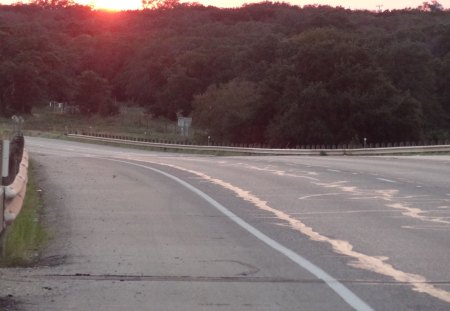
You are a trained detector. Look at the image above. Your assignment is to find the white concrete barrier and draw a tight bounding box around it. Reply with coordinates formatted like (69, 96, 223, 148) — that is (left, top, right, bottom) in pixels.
(2, 150, 28, 228)
(5, 151, 28, 200)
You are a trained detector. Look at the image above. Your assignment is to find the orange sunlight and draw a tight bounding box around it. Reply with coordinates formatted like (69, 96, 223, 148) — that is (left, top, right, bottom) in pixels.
(0, 0, 444, 11)
(80, 0, 142, 11)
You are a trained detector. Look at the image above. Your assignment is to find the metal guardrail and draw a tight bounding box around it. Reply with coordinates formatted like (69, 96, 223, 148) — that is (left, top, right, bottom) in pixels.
(68, 134, 450, 156)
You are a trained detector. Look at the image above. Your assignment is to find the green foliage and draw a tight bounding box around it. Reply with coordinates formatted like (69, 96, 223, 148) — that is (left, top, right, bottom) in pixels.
(30, 0, 76, 8)
(75, 70, 117, 116)
(193, 79, 263, 143)
(142, 0, 181, 10)
(0, 2, 449, 145)
(0, 60, 45, 116)
(419, 1, 444, 12)
(436, 53, 450, 125)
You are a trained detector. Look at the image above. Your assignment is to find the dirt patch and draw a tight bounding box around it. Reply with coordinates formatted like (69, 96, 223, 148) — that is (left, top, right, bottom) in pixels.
(32, 154, 73, 266)
(35, 254, 68, 267)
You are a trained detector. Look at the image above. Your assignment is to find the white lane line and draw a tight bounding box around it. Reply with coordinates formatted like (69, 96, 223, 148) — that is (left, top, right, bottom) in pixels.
(109, 159, 373, 311)
(376, 178, 396, 183)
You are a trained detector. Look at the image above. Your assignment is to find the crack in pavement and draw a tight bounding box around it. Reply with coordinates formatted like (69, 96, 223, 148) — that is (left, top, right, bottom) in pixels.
(31, 274, 450, 285)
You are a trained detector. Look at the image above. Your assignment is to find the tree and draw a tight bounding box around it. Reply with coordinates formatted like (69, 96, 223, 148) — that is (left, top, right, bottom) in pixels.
(0, 61, 16, 116)
(193, 79, 263, 143)
(142, 0, 180, 10)
(419, 1, 444, 12)
(74, 71, 116, 116)
(0, 59, 46, 116)
(156, 72, 201, 118)
(30, 0, 76, 8)
(266, 82, 335, 146)
(262, 28, 426, 145)
(142, 0, 156, 10)
(378, 41, 439, 132)
(436, 53, 450, 131)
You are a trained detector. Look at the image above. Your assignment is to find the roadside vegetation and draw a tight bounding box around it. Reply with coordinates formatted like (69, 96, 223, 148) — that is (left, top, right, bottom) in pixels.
(0, 0, 449, 147)
(0, 161, 47, 267)
(25, 106, 190, 141)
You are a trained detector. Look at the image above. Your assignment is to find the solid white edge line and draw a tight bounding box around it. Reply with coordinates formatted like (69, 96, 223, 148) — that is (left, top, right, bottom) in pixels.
(109, 159, 373, 311)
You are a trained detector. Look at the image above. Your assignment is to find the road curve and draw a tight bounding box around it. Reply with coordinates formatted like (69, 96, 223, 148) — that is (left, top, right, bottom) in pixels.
(1, 137, 449, 310)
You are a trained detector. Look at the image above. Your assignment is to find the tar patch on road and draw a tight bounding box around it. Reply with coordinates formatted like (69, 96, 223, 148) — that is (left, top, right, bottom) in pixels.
(0, 295, 19, 311)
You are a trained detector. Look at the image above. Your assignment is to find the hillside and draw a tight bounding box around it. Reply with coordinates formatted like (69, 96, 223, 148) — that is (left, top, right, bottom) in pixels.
(0, 1, 449, 145)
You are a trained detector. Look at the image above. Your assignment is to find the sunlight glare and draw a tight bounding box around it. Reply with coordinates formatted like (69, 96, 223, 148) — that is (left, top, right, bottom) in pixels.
(11, 0, 447, 11)
(85, 0, 142, 11)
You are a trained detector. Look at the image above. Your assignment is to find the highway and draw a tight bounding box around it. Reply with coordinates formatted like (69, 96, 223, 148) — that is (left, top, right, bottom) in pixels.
(1, 136, 449, 310)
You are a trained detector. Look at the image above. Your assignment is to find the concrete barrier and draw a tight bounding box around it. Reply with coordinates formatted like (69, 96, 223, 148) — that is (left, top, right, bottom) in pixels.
(5, 151, 28, 200)
(68, 134, 450, 156)
(1, 150, 28, 229)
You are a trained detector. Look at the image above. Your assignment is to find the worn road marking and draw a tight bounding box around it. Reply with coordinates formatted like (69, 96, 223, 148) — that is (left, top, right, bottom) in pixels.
(235, 163, 319, 181)
(109, 158, 450, 305)
(299, 193, 344, 200)
(402, 225, 450, 231)
(376, 178, 396, 183)
(109, 159, 373, 311)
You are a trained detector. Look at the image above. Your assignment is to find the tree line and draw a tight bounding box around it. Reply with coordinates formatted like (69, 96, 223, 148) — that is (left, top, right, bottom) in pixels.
(0, 1, 449, 145)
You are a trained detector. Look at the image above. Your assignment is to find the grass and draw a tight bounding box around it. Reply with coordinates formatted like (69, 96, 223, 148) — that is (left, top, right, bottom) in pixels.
(0, 106, 201, 143)
(0, 160, 47, 267)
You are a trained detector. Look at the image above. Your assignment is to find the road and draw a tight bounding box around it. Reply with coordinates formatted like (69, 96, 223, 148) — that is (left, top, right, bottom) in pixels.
(1, 137, 450, 310)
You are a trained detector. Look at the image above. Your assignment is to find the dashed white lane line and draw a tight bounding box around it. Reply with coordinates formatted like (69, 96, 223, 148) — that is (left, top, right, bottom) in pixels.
(110, 159, 373, 311)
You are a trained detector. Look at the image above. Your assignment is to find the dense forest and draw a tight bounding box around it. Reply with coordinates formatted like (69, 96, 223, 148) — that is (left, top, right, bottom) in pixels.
(0, 1, 449, 146)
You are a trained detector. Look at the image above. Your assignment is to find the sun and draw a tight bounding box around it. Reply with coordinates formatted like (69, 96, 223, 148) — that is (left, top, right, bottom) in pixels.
(84, 0, 142, 11)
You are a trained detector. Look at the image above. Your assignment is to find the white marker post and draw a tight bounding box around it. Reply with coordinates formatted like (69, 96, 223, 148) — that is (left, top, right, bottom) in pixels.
(2, 140, 10, 185)
(0, 139, 8, 244)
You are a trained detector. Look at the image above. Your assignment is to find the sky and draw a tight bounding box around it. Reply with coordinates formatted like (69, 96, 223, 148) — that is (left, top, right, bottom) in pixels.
(0, 0, 449, 11)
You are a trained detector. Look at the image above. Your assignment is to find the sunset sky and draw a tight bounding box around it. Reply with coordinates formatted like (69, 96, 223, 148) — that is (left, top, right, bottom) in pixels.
(1, 0, 449, 11)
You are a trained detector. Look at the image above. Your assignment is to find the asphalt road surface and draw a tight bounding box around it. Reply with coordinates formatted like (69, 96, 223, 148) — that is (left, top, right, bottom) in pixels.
(1, 137, 450, 310)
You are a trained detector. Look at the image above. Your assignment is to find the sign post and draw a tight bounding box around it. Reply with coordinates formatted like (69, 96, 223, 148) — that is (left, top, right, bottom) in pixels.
(177, 117, 192, 137)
